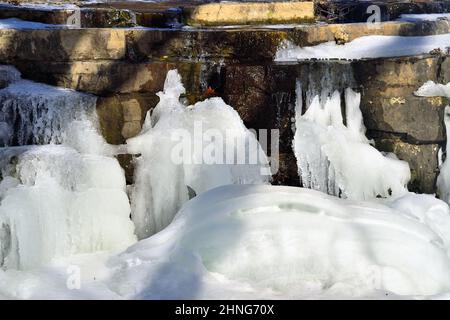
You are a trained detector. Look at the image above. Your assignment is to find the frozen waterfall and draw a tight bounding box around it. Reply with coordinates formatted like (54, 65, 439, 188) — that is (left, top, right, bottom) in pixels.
(293, 86, 411, 200)
(127, 70, 270, 239)
(0, 66, 135, 270)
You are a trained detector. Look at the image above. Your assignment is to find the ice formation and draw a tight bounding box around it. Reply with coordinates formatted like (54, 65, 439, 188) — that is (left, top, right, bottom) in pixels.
(0, 76, 111, 155)
(3, 185, 450, 299)
(1, 62, 450, 300)
(127, 70, 270, 239)
(294, 87, 410, 200)
(437, 107, 450, 203)
(0, 66, 135, 270)
(0, 145, 136, 270)
(275, 34, 450, 61)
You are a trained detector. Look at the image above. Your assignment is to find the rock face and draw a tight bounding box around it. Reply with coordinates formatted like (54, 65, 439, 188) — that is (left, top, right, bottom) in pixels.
(1, 21, 449, 193)
(355, 56, 446, 143)
(352, 55, 449, 193)
(0, 4, 137, 28)
(316, 0, 450, 23)
(372, 135, 440, 194)
(0, 29, 126, 62)
(185, 1, 315, 26)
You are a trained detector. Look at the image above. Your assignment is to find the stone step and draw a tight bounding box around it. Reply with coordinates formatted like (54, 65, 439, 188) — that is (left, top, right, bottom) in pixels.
(1, 19, 449, 63)
(184, 1, 315, 26)
(0, 2, 186, 28)
(2, 0, 450, 28)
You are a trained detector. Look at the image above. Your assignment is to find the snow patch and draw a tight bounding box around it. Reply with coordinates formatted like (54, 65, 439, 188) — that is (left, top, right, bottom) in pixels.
(275, 34, 450, 61)
(415, 81, 450, 98)
(398, 14, 450, 22)
(0, 18, 69, 30)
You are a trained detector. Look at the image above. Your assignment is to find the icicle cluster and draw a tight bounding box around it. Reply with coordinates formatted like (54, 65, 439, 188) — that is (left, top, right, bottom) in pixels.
(294, 87, 410, 200)
(0, 66, 135, 269)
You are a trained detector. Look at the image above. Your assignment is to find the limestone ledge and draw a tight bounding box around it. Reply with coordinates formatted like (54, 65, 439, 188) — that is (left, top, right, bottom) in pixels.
(185, 2, 315, 26)
(0, 19, 449, 62)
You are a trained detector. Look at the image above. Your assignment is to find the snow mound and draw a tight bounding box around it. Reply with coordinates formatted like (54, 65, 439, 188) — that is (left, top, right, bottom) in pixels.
(106, 185, 450, 299)
(294, 87, 410, 200)
(2, 185, 450, 299)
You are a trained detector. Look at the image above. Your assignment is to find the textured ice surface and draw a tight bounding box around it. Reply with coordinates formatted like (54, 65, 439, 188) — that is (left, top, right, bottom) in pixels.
(0, 74, 112, 155)
(0, 67, 135, 270)
(0, 145, 136, 270)
(127, 70, 270, 239)
(293, 87, 410, 200)
(1, 64, 449, 299)
(2, 185, 450, 299)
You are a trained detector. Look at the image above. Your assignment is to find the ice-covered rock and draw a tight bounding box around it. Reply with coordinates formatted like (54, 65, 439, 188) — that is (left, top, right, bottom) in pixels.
(0, 67, 135, 270)
(127, 69, 270, 239)
(0, 75, 111, 155)
(437, 107, 450, 203)
(0, 145, 136, 270)
(293, 87, 410, 200)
